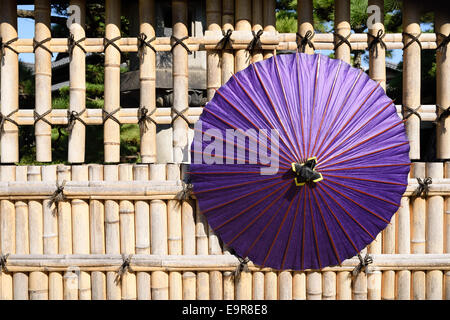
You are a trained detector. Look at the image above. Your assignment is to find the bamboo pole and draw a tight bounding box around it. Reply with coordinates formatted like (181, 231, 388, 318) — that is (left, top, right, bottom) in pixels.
(134, 164, 150, 300)
(139, 0, 157, 163)
(14, 167, 28, 300)
(223, 245, 234, 300)
(263, 0, 276, 59)
(0, 0, 19, 163)
(264, 271, 277, 300)
(234, 0, 252, 72)
(208, 192, 223, 300)
(368, 0, 386, 90)
(445, 162, 450, 300)
(89, 164, 106, 300)
(367, 234, 382, 300)
(251, 0, 264, 63)
(68, 0, 86, 163)
(196, 201, 209, 300)
(293, 272, 306, 300)
(334, 0, 351, 64)
(337, 271, 352, 300)
(322, 271, 336, 300)
(221, 0, 235, 84)
(150, 164, 168, 299)
(279, 271, 293, 300)
(182, 198, 196, 299)
(104, 0, 121, 163)
(252, 271, 264, 299)
(403, 0, 422, 160)
(172, 0, 189, 163)
(436, 9, 450, 159)
(206, 0, 222, 101)
(306, 271, 321, 300)
(382, 215, 396, 300)
(426, 163, 443, 300)
(397, 197, 411, 299)
(104, 165, 121, 299)
(297, 0, 314, 54)
(34, 0, 52, 162)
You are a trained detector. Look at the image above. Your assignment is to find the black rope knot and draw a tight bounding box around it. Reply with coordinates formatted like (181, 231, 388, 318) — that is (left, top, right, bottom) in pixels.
(247, 29, 264, 53)
(103, 36, 123, 59)
(402, 32, 422, 50)
(33, 109, 52, 126)
(176, 179, 193, 201)
(229, 248, 249, 280)
(0, 109, 19, 133)
(48, 180, 67, 215)
(402, 105, 421, 121)
(352, 253, 373, 277)
(436, 32, 450, 55)
(170, 35, 192, 55)
(171, 107, 190, 126)
(137, 33, 156, 60)
(436, 105, 450, 133)
(115, 254, 133, 285)
(413, 177, 432, 198)
(296, 30, 315, 53)
(67, 109, 86, 134)
(0, 37, 19, 64)
(67, 33, 86, 60)
(137, 106, 157, 134)
(367, 29, 386, 58)
(0, 253, 10, 274)
(217, 29, 233, 50)
(334, 32, 352, 51)
(33, 37, 52, 55)
(102, 108, 121, 125)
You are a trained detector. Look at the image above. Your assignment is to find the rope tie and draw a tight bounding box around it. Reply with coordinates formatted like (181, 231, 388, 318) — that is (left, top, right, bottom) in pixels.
(413, 177, 432, 198)
(367, 29, 386, 58)
(0, 37, 19, 64)
(33, 109, 52, 126)
(33, 37, 52, 55)
(170, 35, 192, 55)
(229, 248, 249, 280)
(67, 33, 86, 60)
(137, 33, 156, 60)
(0, 109, 19, 132)
(115, 254, 133, 285)
(352, 253, 373, 277)
(176, 180, 193, 201)
(66, 109, 87, 134)
(436, 32, 450, 55)
(296, 30, 315, 53)
(48, 180, 67, 215)
(0, 253, 9, 274)
(247, 29, 263, 53)
(102, 108, 121, 125)
(217, 29, 233, 50)
(333, 32, 352, 51)
(402, 105, 421, 121)
(103, 36, 122, 56)
(137, 106, 157, 134)
(171, 107, 190, 126)
(402, 32, 422, 50)
(436, 105, 450, 133)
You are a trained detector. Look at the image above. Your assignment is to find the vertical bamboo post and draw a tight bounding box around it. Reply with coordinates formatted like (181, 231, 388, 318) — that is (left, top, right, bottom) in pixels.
(206, 0, 222, 101)
(252, 272, 264, 300)
(89, 164, 106, 300)
(104, 0, 121, 163)
(402, 0, 421, 160)
(27, 166, 48, 300)
(223, 245, 235, 300)
(167, 163, 182, 300)
(196, 202, 210, 300)
(412, 162, 426, 299)
(397, 197, 411, 299)
(367, 227, 382, 299)
(134, 164, 151, 300)
(337, 271, 352, 300)
(251, 0, 264, 63)
(293, 272, 306, 300)
(445, 162, 450, 300)
(279, 271, 293, 300)
(234, 0, 252, 72)
(172, 0, 189, 163)
(368, 0, 386, 90)
(322, 271, 336, 300)
(297, 0, 314, 54)
(150, 163, 169, 299)
(334, 0, 351, 64)
(34, 0, 52, 162)
(426, 163, 443, 300)
(208, 200, 223, 300)
(306, 271, 322, 300)
(0, 0, 19, 163)
(68, 0, 86, 163)
(119, 164, 137, 300)
(436, 9, 450, 159)
(262, 0, 276, 59)
(353, 248, 368, 300)
(14, 167, 29, 300)
(139, 0, 157, 163)
(182, 197, 196, 299)
(222, 0, 235, 84)
(264, 271, 277, 300)
(0, 166, 15, 299)
(382, 216, 396, 300)
(72, 166, 91, 300)
(104, 165, 121, 299)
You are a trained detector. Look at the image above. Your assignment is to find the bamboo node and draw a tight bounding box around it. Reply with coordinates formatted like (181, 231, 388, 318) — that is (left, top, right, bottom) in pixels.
(170, 35, 192, 55)
(33, 37, 52, 55)
(138, 106, 157, 134)
(367, 30, 386, 58)
(0, 109, 19, 132)
(333, 32, 352, 51)
(412, 177, 432, 198)
(0, 37, 19, 64)
(402, 32, 423, 50)
(296, 30, 315, 53)
(48, 180, 67, 215)
(0, 253, 10, 273)
(67, 33, 86, 60)
(436, 32, 450, 55)
(352, 253, 373, 277)
(137, 33, 156, 60)
(115, 254, 133, 284)
(217, 29, 233, 50)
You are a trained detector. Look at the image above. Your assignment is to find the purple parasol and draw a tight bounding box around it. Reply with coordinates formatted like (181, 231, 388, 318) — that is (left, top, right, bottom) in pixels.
(189, 53, 410, 271)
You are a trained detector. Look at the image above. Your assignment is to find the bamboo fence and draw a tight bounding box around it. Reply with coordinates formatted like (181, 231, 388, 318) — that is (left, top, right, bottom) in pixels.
(0, 0, 448, 300)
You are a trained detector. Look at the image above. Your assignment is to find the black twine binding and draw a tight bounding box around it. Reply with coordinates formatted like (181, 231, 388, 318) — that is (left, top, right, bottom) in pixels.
(352, 253, 373, 277)
(170, 35, 192, 55)
(412, 177, 432, 198)
(0, 253, 9, 274)
(436, 32, 450, 55)
(102, 108, 121, 125)
(402, 32, 422, 50)
(367, 29, 386, 58)
(67, 109, 86, 134)
(229, 248, 249, 280)
(137, 106, 157, 134)
(217, 29, 233, 50)
(67, 33, 86, 60)
(115, 254, 133, 285)
(171, 107, 190, 126)
(247, 29, 263, 53)
(33, 37, 52, 55)
(436, 105, 450, 132)
(137, 33, 156, 60)
(334, 32, 352, 51)
(48, 180, 67, 216)
(0, 109, 19, 132)
(33, 110, 52, 126)
(402, 105, 422, 121)
(0, 37, 19, 64)
(103, 36, 123, 57)
(296, 30, 315, 53)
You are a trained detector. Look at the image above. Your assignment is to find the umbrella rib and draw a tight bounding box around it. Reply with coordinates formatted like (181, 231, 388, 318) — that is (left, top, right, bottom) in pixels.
(231, 74, 299, 163)
(320, 163, 411, 172)
(216, 180, 292, 231)
(323, 178, 401, 208)
(311, 187, 342, 265)
(307, 187, 322, 269)
(313, 69, 364, 158)
(317, 141, 409, 170)
(318, 100, 394, 162)
(316, 184, 376, 241)
(273, 54, 304, 160)
(193, 175, 281, 195)
(320, 180, 391, 224)
(310, 59, 342, 157)
(212, 91, 296, 164)
(322, 173, 407, 186)
(306, 55, 321, 158)
(295, 52, 307, 159)
(252, 63, 303, 161)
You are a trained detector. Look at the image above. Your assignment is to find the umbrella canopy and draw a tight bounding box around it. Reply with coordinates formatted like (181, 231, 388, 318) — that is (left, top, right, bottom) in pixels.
(189, 53, 410, 271)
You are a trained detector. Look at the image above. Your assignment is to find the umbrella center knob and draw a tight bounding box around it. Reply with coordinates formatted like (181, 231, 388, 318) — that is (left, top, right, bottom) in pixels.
(291, 157, 323, 186)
